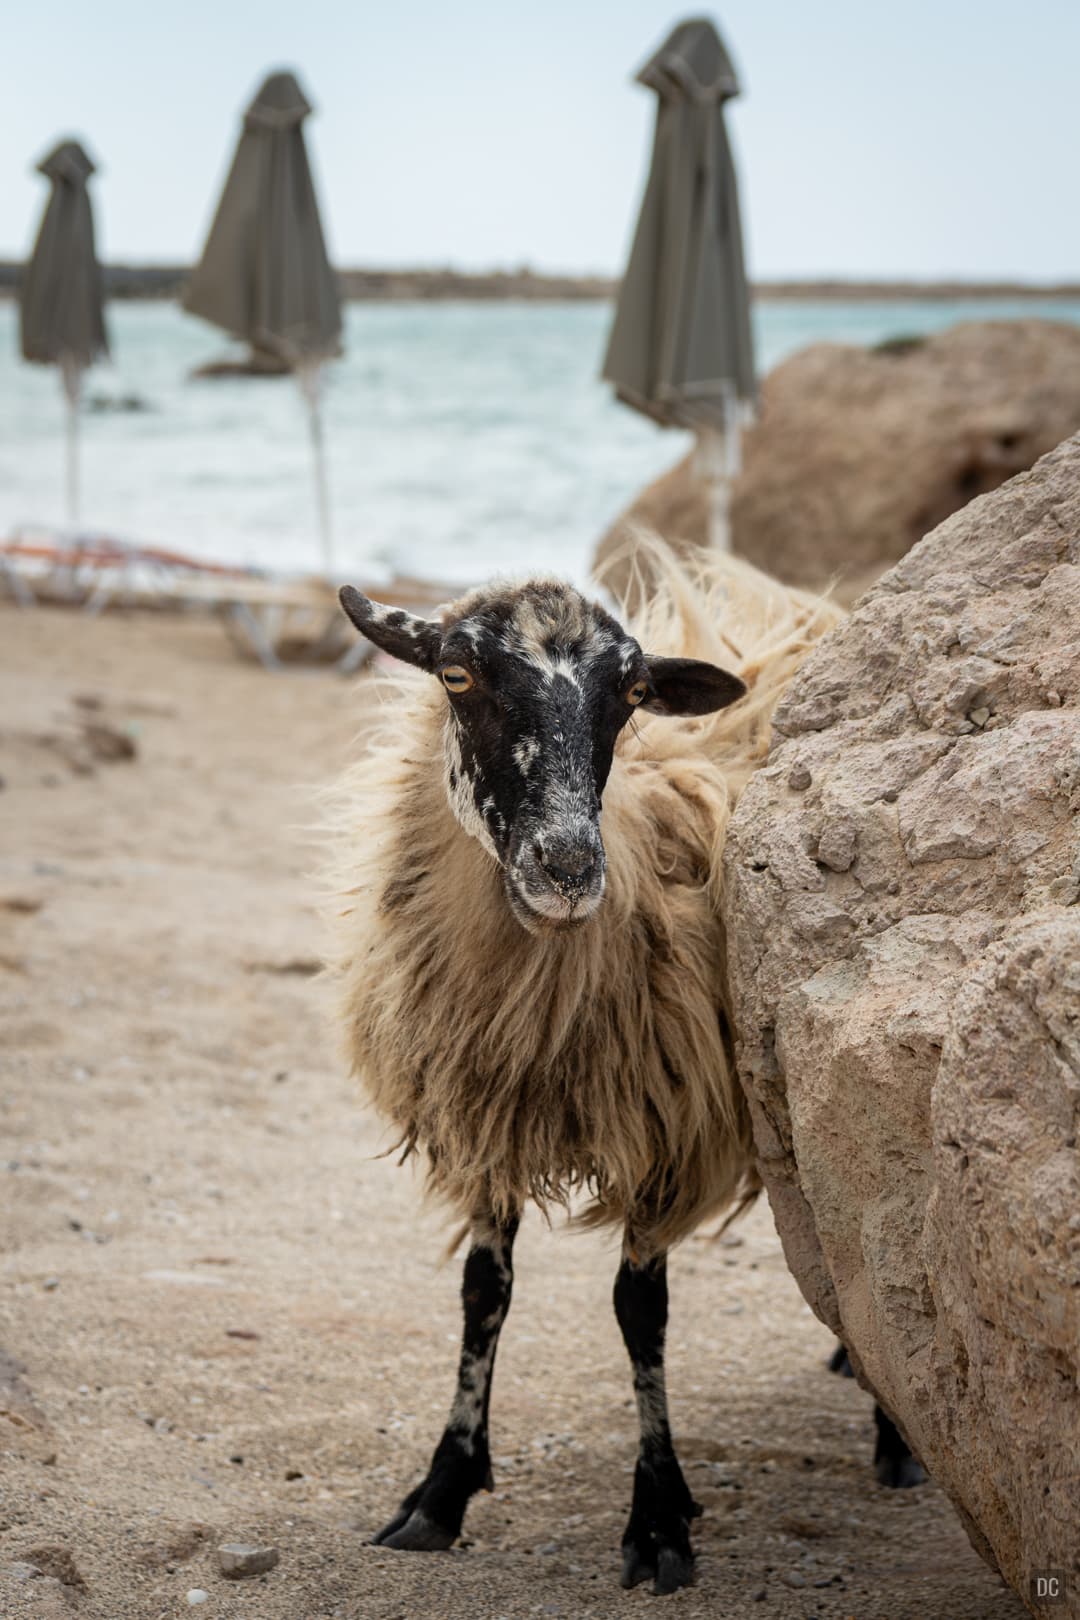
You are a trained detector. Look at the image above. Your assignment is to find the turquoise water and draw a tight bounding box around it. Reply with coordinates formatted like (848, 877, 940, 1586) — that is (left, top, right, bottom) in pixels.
(3, 297, 1079, 585)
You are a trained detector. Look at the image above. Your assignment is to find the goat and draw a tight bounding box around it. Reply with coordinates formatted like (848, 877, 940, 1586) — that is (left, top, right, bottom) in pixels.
(328, 544, 841, 1593)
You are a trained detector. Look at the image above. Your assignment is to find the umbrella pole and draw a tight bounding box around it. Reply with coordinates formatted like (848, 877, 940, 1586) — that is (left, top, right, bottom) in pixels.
(298, 361, 333, 575)
(696, 395, 743, 554)
(60, 354, 82, 529)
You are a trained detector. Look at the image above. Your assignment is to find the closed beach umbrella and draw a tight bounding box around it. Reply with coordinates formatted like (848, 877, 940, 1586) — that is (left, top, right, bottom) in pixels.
(184, 69, 342, 570)
(603, 17, 755, 551)
(20, 139, 109, 527)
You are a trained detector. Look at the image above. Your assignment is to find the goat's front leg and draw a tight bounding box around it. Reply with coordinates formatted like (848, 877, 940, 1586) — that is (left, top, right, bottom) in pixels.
(613, 1241, 701, 1595)
(373, 1210, 518, 1550)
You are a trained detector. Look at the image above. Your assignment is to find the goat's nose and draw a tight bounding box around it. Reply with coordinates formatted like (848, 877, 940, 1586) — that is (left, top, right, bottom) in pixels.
(533, 835, 599, 888)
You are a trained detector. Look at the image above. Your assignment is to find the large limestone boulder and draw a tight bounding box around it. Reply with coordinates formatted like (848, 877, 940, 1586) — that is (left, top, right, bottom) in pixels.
(596, 319, 1080, 605)
(722, 434, 1080, 1613)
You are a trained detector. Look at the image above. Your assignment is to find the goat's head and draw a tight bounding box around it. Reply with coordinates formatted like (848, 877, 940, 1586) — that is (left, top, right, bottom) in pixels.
(340, 580, 745, 935)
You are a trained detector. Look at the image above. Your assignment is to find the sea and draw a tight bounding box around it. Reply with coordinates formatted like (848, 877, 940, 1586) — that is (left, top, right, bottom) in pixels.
(3, 296, 1079, 588)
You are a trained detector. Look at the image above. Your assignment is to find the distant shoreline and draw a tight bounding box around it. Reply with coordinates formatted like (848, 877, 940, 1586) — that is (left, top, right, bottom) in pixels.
(1, 261, 1078, 304)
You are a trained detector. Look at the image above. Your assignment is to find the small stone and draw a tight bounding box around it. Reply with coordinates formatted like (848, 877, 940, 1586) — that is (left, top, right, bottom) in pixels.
(216, 1543, 280, 1580)
(760, 1459, 777, 1473)
(752, 1587, 767, 1601)
(1046, 689, 1062, 707)
(43, 1277, 59, 1291)
(788, 763, 812, 791)
(783, 1569, 807, 1588)
(969, 706, 991, 727)
(186, 1590, 209, 1606)
(284, 1468, 303, 1481)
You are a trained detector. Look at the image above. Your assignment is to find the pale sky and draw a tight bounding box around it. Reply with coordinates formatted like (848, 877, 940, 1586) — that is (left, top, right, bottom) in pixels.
(4, 0, 1079, 280)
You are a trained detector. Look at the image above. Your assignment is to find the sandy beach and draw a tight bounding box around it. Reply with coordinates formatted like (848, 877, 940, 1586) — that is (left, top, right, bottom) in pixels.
(0, 600, 1026, 1620)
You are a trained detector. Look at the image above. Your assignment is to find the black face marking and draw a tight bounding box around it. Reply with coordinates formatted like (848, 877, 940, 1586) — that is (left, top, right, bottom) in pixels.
(434, 585, 642, 932)
(338, 578, 746, 934)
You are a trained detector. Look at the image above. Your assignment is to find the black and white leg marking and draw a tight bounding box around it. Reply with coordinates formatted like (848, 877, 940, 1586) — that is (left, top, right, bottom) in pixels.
(373, 1213, 518, 1550)
(613, 1243, 701, 1595)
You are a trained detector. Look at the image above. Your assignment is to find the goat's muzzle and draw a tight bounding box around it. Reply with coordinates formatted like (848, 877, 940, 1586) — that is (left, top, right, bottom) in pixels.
(505, 822, 606, 934)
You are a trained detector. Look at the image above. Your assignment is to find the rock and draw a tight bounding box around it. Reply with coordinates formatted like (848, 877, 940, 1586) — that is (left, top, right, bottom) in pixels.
(595, 320, 1080, 605)
(215, 1542, 280, 1579)
(722, 433, 1080, 1611)
(186, 1590, 209, 1606)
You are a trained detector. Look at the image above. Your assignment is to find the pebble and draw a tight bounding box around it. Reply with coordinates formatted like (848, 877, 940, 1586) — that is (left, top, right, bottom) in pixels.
(788, 763, 812, 791)
(216, 1542, 280, 1580)
(43, 1277, 59, 1291)
(186, 1591, 208, 1607)
(783, 1569, 807, 1588)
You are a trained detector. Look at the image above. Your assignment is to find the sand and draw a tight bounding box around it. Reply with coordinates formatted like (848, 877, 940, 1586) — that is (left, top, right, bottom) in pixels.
(0, 601, 1025, 1620)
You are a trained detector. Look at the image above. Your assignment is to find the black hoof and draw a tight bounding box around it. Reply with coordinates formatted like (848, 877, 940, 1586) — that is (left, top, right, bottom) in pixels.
(828, 1342, 854, 1377)
(873, 1406, 926, 1489)
(620, 1458, 699, 1596)
(372, 1506, 456, 1550)
(372, 1448, 487, 1551)
(875, 1453, 927, 1490)
(621, 1536, 695, 1596)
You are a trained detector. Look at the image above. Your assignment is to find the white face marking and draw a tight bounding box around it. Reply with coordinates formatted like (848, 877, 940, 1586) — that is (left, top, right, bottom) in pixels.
(455, 618, 483, 649)
(512, 737, 540, 777)
(511, 872, 605, 925)
(443, 717, 498, 859)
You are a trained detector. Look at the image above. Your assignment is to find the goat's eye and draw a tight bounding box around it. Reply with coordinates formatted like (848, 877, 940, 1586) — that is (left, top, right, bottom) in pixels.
(626, 680, 649, 706)
(440, 665, 474, 694)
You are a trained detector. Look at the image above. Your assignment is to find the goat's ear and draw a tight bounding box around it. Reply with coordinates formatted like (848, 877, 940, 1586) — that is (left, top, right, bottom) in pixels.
(641, 654, 746, 716)
(338, 587, 443, 672)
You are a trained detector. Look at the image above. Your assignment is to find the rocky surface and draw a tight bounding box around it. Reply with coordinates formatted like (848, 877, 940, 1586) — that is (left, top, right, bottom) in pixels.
(596, 320, 1080, 604)
(722, 433, 1080, 1615)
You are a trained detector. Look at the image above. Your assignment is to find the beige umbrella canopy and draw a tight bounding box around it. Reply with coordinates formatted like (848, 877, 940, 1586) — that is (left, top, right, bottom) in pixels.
(184, 70, 342, 569)
(20, 139, 109, 525)
(603, 18, 755, 550)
